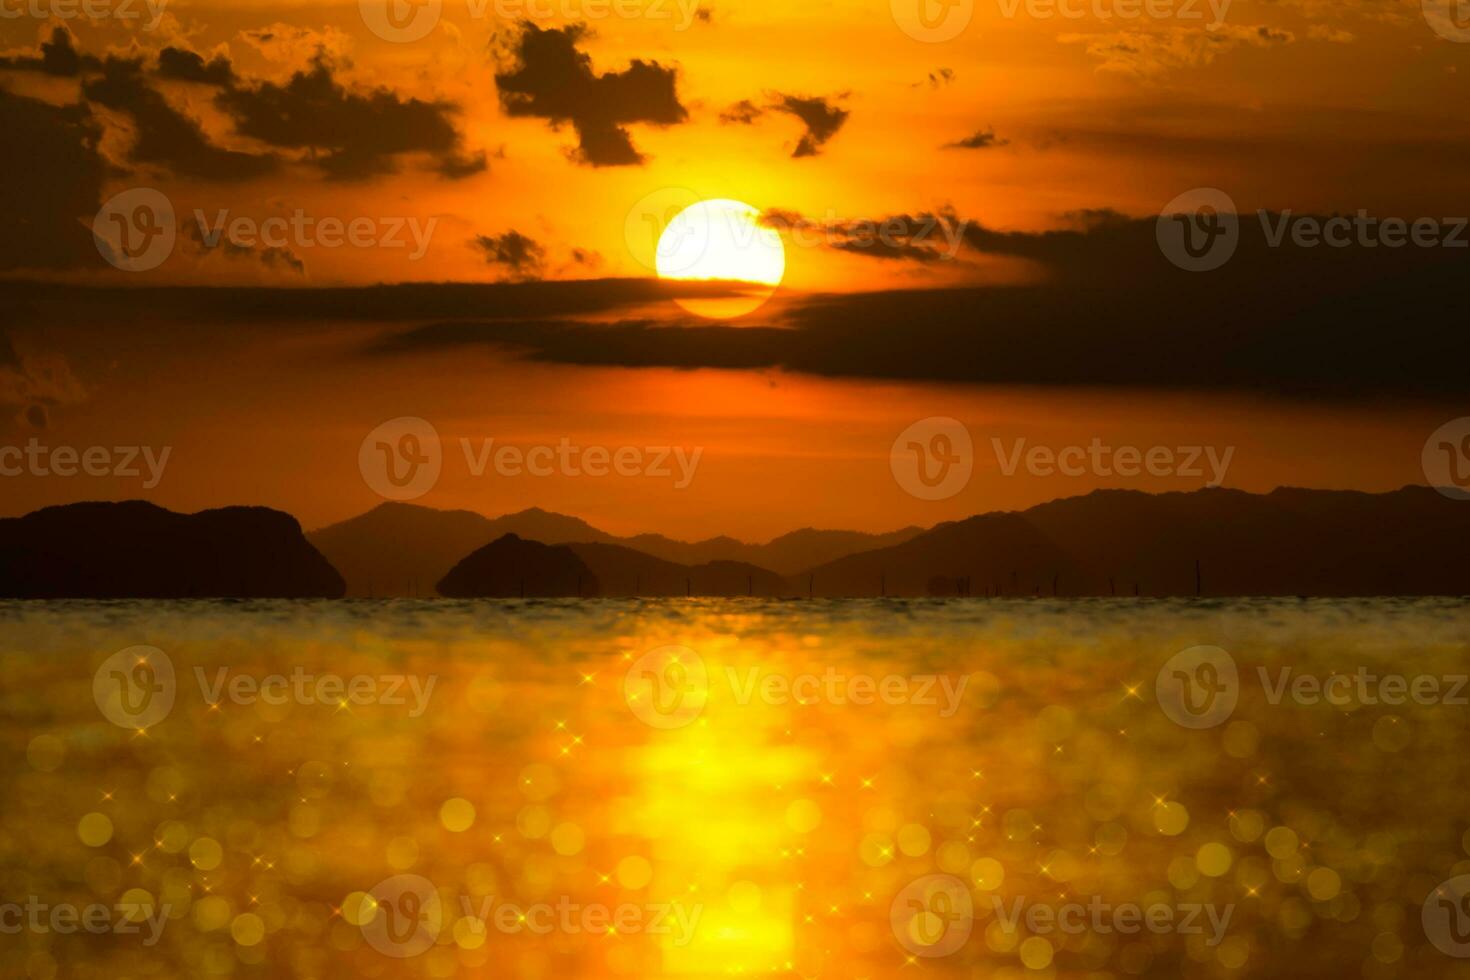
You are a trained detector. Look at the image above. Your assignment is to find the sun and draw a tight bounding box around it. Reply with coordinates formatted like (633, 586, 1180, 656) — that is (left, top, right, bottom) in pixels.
(655, 199, 786, 319)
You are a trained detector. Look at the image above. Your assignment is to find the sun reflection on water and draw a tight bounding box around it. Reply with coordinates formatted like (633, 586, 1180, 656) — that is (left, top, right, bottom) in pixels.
(2, 598, 1470, 979)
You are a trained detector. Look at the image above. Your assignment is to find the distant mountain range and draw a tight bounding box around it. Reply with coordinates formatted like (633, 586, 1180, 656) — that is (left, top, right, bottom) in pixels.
(8, 487, 1470, 599)
(306, 502, 918, 597)
(801, 485, 1470, 597)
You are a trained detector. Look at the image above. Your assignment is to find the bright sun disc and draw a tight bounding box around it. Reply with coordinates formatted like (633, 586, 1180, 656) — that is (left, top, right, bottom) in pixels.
(656, 199, 785, 318)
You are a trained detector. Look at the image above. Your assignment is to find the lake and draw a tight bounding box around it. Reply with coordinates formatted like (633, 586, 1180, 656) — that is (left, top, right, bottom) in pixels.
(3, 598, 1469, 978)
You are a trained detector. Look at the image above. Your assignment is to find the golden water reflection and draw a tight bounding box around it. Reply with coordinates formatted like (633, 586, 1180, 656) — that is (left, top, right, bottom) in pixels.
(2, 598, 1470, 979)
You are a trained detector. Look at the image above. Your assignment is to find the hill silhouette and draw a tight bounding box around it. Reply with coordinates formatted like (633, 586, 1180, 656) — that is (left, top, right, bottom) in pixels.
(566, 542, 790, 597)
(309, 502, 909, 596)
(620, 526, 923, 574)
(800, 486, 1470, 597)
(437, 534, 598, 597)
(0, 501, 344, 598)
(307, 503, 615, 597)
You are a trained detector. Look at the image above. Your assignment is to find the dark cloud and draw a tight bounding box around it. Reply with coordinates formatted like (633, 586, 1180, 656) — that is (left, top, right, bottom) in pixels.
(761, 208, 964, 263)
(0, 278, 751, 326)
(944, 126, 1009, 150)
(494, 22, 687, 167)
(0, 27, 100, 77)
(24, 404, 48, 430)
(922, 68, 955, 89)
(157, 46, 237, 86)
(773, 94, 848, 157)
(0, 86, 107, 271)
(719, 99, 763, 125)
(435, 150, 489, 179)
(83, 59, 279, 181)
(360, 212, 1470, 399)
(720, 92, 849, 157)
(216, 54, 474, 179)
(472, 230, 547, 280)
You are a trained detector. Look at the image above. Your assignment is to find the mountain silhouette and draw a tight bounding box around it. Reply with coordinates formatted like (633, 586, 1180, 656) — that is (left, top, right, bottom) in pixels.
(308, 503, 617, 596)
(309, 502, 910, 596)
(0, 501, 345, 598)
(437, 534, 599, 597)
(800, 486, 1470, 597)
(566, 542, 790, 596)
(619, 526, 923, 574)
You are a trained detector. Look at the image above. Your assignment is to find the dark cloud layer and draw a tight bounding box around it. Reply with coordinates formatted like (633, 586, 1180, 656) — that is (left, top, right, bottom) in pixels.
(2, 32, 484, 183)
(494, 22, 686, 167)
(0, 87, 106, 271)
(371, 213, 1470, 398)
(0, 27, 100, 76)
(216, 55, 478, 180)
(84, 59, 278, 181)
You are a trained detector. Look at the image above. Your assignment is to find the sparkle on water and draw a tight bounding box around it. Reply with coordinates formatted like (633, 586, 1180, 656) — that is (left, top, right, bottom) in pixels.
(2, 598, 1469, 978)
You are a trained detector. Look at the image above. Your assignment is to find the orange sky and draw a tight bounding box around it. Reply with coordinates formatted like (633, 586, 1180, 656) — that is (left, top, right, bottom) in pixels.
(2, 1, 1468, 538)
